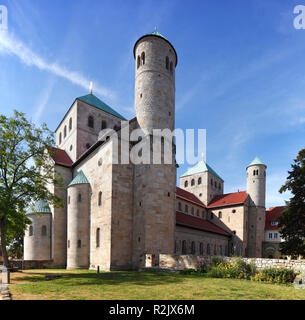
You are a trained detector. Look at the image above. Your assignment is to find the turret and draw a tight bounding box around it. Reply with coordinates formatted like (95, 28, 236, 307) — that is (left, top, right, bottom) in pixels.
(134, 30, 177, 135)
(67, 171, 90, 269)
(246, 156, 267, 208)
(24, 200, 52, 261)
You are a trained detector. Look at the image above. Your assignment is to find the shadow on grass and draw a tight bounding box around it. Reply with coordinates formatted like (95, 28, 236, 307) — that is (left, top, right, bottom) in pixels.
(13, 271, 194, 287)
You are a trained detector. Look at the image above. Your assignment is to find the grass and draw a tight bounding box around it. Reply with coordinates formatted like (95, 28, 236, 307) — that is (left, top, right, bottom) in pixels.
(8, 269, 305, 300)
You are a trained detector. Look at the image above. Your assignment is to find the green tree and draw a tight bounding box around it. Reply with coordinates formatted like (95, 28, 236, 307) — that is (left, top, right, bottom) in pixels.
(278, 148, 305, 257)
(0, 110, 63, 267)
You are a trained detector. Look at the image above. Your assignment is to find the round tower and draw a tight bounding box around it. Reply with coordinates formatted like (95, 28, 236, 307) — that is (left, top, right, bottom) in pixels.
(24, 200, 52, 261)
(134, 30, 177, 135)
(246, 156, 267, 208)
(67, 170, 90, 269)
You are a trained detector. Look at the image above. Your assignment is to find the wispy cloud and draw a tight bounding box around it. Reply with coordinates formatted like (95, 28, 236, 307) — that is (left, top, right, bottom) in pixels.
(0, 31, 116, 102)
(266, 172, 291, 208)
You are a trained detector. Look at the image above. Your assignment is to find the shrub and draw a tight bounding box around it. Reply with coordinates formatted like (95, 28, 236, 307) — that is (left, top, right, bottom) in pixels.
(196, 258, 209, 273)
(251, 268, 296, 284)
(180, 268, 196, 275)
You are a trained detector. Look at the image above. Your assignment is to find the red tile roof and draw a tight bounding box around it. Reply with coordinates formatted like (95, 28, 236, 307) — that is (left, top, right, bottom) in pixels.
(265, 206, 286, 230)
(176, 211, 230, 236)
(176, 187, 206, 208)
(49, 147, 73, 167)
(208, 191, 248, 208)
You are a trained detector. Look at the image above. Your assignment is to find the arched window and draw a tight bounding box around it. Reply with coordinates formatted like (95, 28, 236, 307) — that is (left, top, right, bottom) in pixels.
(77, 240, 82, 248)
(200, 243, 203, 255)
(141, 52, 145, 65)
(218, 211, 222, 218)
(29, 226, 33, 236)
(191, 207, 194, 215)
(41, 225, 47, 236)
(253, 170, 256, 176)
(198, 177, 202, 185)
(178, 202, 182, 211)
(137, 56, 140, 69)
(166, 56, 169, 70)
(196, 209, 199, 217)
(59, 133, 62, 144)
(184, 180, 188, 188)
(170, 62, 173, 73)
(69, 118, 72, 131)
(96, 228, 100, 248)
(207, 244, 210, 255)
(185, 205, 188, 213)
(64, 126, 67, 138)
(210, 212, 214, 219)
(78, 193, 82, 202)
(191, 179, 195, 186)
(191, 241, 195, 254)
(182, 240, 187, 254)
(88, 116, 94, 128)
(98, 192, 102, 206)
(101, 120, 107, 130)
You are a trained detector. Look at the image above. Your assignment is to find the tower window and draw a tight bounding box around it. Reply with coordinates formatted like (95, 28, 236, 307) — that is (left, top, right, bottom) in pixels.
(98, 192, 102, 206)
(184, 181, 188, 188)
(198, 177, 202, 185)
(218, 211, 222, 218)
(166, 56, 169, 70)
(69, 118, 72, 131)
(137, 56, 140, 69)
(141, 52, 145, 65)
(29, 225, 33, 236)
(41, 225, 47, 236)
(196, 209, 199, 217)
(191, 207, 194, 215)
(70, 145, 73, 151)
(178, 202, 182, 211)
(78, 194, 82, 202)
(170, 62, 173, 73)
(64, 125, 67, 138)
(191, 179, 195, 186)
(101, 120, 107, 130)
(59, 133, 62, 144)
(185, 205, 188, 213)
(232, 209, 236, 213)
(88, 116, 94, 128)
(77, 240, 82, 248)
(96, 228, 100, 248)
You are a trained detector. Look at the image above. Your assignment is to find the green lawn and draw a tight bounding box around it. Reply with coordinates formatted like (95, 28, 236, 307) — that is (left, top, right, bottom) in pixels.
(8, 269, 305, 300)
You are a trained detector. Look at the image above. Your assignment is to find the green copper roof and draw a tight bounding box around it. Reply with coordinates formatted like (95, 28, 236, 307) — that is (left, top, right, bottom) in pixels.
(247, 156, 266, 168)
(68, 170, 89, 187)
(26, 200, 51, 215)
(181, 160, 223, 181)
(77, 94, 127, 120)
(150, 30, 166, 39)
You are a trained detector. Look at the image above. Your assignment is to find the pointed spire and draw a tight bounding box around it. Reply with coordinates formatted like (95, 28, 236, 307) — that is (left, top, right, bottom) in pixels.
(89, 81, 93, 94)
(247, 156, 266, 168)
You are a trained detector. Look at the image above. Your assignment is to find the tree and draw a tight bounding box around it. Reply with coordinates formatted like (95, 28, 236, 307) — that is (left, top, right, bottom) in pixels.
(0, 110, 63, 267)
(278, 148, 305, 257)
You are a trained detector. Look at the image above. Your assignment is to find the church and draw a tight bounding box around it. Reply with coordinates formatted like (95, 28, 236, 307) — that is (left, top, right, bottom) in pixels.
(23, 30, 283, 270)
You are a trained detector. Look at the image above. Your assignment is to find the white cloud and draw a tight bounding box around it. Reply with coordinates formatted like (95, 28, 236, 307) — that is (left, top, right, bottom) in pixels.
(0, 30, 116, 102)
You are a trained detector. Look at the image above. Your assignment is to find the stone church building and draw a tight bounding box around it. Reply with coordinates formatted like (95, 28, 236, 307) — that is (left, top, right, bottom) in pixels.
(23, 31, 280, 270)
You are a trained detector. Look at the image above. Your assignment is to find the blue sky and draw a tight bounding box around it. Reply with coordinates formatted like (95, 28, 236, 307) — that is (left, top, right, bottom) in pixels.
(0, 0, 304, 208)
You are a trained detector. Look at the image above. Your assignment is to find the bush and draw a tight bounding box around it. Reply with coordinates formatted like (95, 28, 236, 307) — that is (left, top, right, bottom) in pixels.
(180, 268, 196, 275)
(196, 258, 209, 273)
(251, 268, 296, 284)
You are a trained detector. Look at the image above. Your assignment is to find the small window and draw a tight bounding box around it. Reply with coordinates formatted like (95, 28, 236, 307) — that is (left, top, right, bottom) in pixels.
(211, 179, 213, 186)
(274, 233, 278, 239)
(101, 120, 107, 130)
(59, 133, 62, 144)
(191, 207, 194, 215)
(96, 228, 100, 248)
(137, 56, 140, 69)
(178, 202, 182, 211)
(69, 118, 72, 131)
(41, 225, 47, 236)
(269, 233, 273, 239)
(196, 209, 199, 217)
(29, 226, 33, 236)
(98, 192, 102, 206)
(170, 62, 173, 73)
(202, 211, 205, 219)
(77, 240, 82, 248)
(191, 179, 195, 186)
(199, 243, 203, 255)
(184, 181, 188, 188)
(166, 56, 169, 70)
(64, 126, 67, 138)
(191, 241, 195, 254)
(218, 211, 222, 218)
(232, 209, 236, 213)
(185, 205, 188, 213)
(141, 52, 145, 65)
(78, 194, 82, 202)
(182, 240, 187, 254)
(199, 193, 202, 197)
(70, 145, 73, 151)
(210, 212, 214, 219)
(198, 177, 202, 185)
(88, 116, 94, 128)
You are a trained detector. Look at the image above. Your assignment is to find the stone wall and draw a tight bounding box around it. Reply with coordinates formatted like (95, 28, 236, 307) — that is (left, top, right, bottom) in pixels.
(21, 260, 54, 270)
(159, 254, 305, 271)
